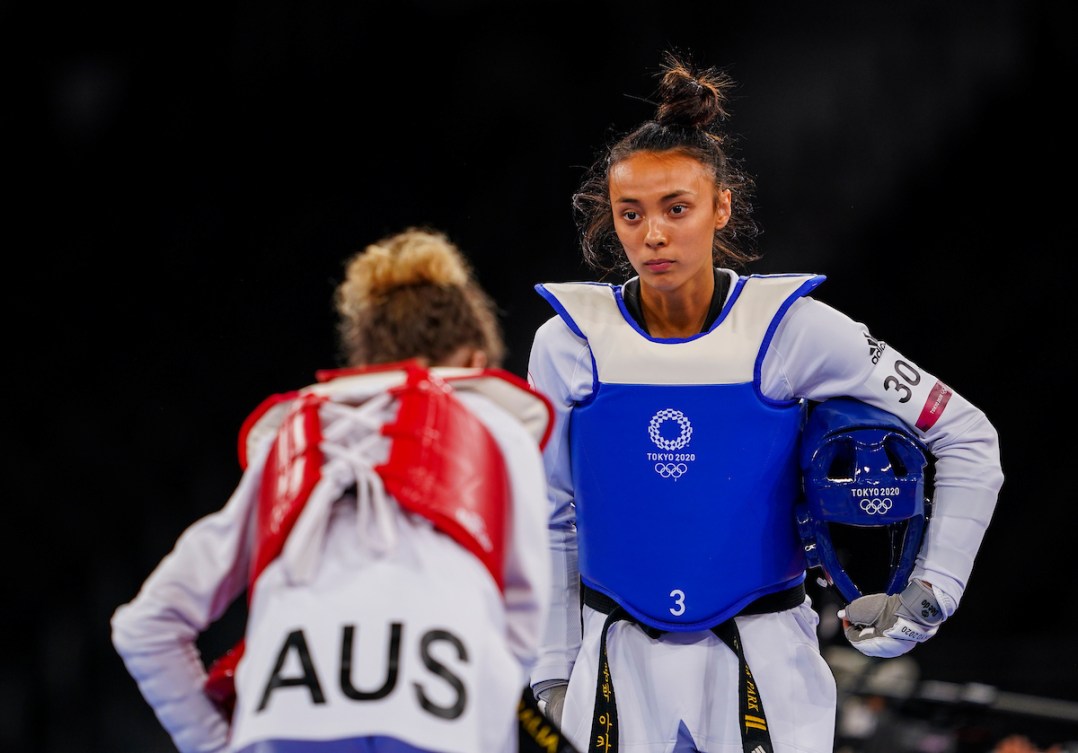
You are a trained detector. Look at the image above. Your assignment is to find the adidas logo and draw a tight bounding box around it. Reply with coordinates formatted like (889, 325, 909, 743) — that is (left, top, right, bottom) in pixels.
(864, 333, 887, 364)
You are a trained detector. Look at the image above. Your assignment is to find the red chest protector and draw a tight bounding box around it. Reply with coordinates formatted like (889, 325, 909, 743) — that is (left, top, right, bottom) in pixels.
(205, 362, 519, 715)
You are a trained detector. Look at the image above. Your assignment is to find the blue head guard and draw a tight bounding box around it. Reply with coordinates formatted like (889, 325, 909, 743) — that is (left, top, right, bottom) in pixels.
(796, 398, 931, 604)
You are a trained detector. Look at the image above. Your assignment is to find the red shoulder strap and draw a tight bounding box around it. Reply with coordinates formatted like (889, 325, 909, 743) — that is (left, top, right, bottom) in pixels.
(250, 392, 327, 591)
(376, 365, 510, 591)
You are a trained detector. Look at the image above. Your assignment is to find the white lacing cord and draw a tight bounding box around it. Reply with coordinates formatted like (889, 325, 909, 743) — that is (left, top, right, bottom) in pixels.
(322, 395, 400, 557)
(280, 394, 399, 584)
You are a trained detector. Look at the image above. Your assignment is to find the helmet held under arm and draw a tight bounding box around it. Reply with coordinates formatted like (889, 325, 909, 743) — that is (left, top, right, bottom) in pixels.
(796, 397, 932, 604)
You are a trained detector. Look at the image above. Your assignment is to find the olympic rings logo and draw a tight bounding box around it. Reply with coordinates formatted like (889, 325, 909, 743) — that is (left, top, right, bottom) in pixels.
(648, 409, 692, 450)
(859, 498, 893, 515)
(655, 463, 689, 479)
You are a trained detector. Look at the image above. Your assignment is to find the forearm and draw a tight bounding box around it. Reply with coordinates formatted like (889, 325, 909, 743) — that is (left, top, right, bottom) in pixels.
(912, 482, 998, 610)
(111, 617, 230, 753)
(915, 394, 1003, 609)
(531, 502, 581, 686)
(112, 475, 256, 751)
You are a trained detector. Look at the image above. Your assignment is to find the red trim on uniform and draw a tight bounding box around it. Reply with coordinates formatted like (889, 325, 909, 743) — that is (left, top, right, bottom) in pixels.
(916, 381, 952, 431)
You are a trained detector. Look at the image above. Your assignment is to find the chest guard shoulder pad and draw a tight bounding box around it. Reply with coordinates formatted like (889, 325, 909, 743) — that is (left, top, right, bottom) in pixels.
(375, 365, 513, 590)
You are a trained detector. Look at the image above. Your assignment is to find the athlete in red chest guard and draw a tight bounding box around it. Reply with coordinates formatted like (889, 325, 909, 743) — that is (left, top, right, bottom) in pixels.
(111, 228, 575, 753)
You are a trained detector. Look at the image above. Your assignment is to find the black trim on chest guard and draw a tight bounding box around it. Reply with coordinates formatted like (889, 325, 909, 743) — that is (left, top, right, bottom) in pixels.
(622, 268, 730, 335)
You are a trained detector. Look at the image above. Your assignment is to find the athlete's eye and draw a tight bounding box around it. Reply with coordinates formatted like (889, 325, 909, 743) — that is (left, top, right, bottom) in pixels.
(621, 210, 640, 221)
(670, 204, 688, 216)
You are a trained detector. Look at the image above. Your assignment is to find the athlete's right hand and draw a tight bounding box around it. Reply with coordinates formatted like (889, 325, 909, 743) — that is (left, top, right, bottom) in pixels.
(535, 681, 568, 727)
(839, 579, 947, 658)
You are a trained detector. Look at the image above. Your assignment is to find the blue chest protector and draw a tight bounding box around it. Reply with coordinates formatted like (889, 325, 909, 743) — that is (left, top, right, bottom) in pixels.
(537, 272, 825, 631)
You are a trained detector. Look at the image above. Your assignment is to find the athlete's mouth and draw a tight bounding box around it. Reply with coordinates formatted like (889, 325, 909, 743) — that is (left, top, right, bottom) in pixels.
(645, 259, 675, 270)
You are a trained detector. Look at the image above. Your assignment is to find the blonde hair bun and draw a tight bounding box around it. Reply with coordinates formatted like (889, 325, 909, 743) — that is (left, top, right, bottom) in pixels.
(344, 227, 472, 307)
(334, 226, 504, 368)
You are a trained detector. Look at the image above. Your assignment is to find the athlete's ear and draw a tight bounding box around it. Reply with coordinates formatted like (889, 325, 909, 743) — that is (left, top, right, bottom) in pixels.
(468, 349, 488, 369)
(436, 346, 487, 369)
(715, 188, 732, 230)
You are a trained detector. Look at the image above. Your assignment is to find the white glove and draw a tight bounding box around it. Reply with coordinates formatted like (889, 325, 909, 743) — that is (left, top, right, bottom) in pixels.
(534, 681, 568, 727)
(838, 579, 947, 658)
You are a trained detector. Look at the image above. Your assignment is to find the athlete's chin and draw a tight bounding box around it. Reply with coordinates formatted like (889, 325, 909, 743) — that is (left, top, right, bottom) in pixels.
(639, 270, 684, 291)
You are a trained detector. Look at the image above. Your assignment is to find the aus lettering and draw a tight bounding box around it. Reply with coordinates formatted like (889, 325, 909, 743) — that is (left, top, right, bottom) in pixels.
(257, 622, 468, 720)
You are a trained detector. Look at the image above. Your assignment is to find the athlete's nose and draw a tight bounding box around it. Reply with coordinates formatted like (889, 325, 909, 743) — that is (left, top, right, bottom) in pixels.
(645, 218, 668, 248)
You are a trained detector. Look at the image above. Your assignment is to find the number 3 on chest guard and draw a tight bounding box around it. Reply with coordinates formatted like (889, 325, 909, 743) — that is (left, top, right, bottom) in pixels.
(669, 589, 686, 616)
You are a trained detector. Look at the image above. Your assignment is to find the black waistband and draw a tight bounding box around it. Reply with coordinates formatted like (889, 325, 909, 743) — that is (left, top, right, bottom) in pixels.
(582, 581, 805, 628)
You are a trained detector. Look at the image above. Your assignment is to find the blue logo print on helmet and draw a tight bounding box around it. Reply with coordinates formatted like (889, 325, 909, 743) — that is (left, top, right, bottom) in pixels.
(796, 397, 931, 604)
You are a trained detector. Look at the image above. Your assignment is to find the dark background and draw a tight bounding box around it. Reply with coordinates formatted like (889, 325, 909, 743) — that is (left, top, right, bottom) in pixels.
(10, 1, 1077, 751)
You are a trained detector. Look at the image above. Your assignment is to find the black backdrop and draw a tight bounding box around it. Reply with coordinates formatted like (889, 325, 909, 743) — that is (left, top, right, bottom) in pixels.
(10, 1, 1077, 751)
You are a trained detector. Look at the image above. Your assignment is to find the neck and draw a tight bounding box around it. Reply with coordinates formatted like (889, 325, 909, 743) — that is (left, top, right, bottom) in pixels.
(640, 273, 714, 338)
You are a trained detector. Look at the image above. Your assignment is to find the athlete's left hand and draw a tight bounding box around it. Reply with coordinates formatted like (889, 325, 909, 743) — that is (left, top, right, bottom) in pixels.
(839, 579, 947, 658)
(535, 681, 568, 727)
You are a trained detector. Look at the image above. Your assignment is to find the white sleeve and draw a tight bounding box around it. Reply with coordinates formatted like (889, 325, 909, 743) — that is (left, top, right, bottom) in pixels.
(458, 392, 553, 676)
(525, 314, 594, 687)
(110, 450, 263, 753)
(763, 296, 1004, 612)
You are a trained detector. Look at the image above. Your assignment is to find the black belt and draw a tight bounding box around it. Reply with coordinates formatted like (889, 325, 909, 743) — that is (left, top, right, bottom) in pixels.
(583, 583, 805, 753)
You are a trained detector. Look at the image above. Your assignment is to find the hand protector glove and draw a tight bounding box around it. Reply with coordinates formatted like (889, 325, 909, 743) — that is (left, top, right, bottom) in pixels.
(535, 681, 568, 727)
(839, 579, 947, 658)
